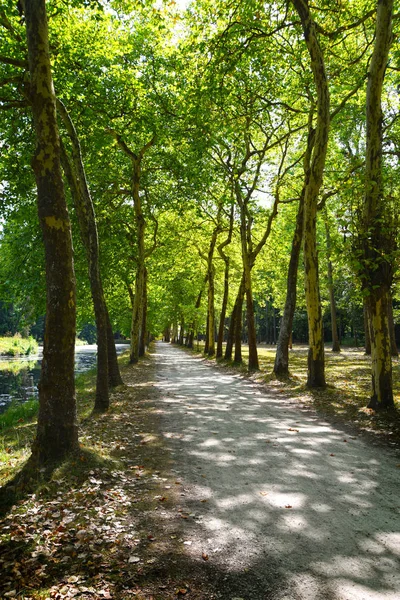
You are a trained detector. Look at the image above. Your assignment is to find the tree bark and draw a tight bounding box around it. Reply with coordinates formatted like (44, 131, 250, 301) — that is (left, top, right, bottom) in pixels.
(225, 276, 245, 361)
(324, 213, 341, 353)
(105, 307, 123, 386)
(273, 194, 305, 374)
(217, 206, 234, 358)
(188, 285, 204, 349)
(110, 134, 155, 364)
(359, 0, 394, 409)
(139, 267, 148, 356)
(363, 298, 371, 355)
(234, 278, 246, 363)
(57, 102, 110, 410)
(24, 0, 78, 462)
(292, 0, 330, 388)
(388, 292, 398, 357)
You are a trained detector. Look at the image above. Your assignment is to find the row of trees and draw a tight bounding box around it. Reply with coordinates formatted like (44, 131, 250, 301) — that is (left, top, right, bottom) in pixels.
(0, 0, 399, 465)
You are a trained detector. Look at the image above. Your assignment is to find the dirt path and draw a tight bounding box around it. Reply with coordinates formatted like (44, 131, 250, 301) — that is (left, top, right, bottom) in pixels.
(151, 341, 400, 600)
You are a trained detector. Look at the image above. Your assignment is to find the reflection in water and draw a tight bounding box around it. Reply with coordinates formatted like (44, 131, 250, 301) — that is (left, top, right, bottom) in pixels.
(0, 344, 129, 413)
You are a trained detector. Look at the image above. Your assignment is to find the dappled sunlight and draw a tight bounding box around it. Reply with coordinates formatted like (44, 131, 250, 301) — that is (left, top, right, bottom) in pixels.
(154, 342, 400, 600)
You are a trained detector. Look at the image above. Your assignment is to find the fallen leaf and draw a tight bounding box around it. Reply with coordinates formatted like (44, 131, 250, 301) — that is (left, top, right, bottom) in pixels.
(288, 428, 299, 433)
(330, 453, 335, 457)
(260, 492, 268, 496)
(202, 553, 209, 561)
(285, 505, 292, 509)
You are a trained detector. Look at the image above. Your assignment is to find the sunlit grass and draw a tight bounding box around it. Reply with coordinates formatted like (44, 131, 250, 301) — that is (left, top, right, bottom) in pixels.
(0, 335, 38, 357)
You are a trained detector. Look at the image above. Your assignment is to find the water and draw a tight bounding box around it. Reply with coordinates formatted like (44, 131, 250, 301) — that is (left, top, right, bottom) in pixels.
(0, 343, 130, 413)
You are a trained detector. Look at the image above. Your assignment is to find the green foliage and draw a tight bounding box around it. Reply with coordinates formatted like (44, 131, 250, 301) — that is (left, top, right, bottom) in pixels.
(0, 336, 38, 357)
(0, 398, 38, 430)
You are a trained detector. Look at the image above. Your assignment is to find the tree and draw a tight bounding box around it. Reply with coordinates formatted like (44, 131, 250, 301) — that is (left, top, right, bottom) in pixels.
(291, 0, 330, 388)
(356, 0, 395, 409)
(24, 0, 78, 462)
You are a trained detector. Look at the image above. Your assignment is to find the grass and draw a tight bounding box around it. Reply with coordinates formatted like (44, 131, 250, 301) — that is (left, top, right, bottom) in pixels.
(0, 365, 102, 486)
(0, 335, 38, 357)
(189, 341, 400, 446)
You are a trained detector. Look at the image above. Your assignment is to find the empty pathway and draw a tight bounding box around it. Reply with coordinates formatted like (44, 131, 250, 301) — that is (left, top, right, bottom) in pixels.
(152, 341, 400, 600)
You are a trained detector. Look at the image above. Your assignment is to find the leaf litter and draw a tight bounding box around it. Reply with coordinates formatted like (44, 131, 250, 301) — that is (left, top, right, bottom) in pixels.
(0, 354, 216, 600)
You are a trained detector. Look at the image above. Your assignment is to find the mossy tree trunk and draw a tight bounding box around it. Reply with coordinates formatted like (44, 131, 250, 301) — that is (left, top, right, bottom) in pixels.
(216, 205, 234, 358)
(225, 275, 244, 361)
(273, 111, 314, 376)
(359, 0, 394, 409)
(57, 100, 110, 410)
(139, 267, 148, 356)
(110, 134, 155, 364)
(206, 218, 221, 357)
(24, 0, 78, 462)
(324, 212, 341, 353)
(388, 293, 398, 357)
(292, 0, 330, 388)
(363, 298, 372, 355)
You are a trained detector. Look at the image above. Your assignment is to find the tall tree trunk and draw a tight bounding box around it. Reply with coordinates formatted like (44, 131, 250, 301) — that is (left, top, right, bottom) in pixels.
(363, 298, 372, 355)
(139, 267, 148, 357)
(273, 108, 314, 377)
(243, 257, 258, 369)
(388, 292, 398, 357)
(292, 0, 330, 388)
(274, 189, 306, 375)
(179, 316, 185, 345)
(225, 276, 245, 360)
(360, 0, 394, 409)
(111, 134, 155, 364)
(25, 0, 78, 462)
(204, 312, 210, 354)
(130, 260, 145, 363)
(234, 279, 246, 363)
(207, 266, 216, 356)
(57, 103, 109, 410)
(188, 286, 204, 349)
(324, 213, 341, 353)
(216, 206, 234, 358)
(105, 307, 123, 386)
(205, 217, 221, 357)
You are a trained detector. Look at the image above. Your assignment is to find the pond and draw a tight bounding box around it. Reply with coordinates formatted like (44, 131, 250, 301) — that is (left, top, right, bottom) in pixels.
(0, 343, 130, 413)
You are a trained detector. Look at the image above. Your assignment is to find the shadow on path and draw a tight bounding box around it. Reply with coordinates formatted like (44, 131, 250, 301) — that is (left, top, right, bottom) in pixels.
(153, 341, 400, 600)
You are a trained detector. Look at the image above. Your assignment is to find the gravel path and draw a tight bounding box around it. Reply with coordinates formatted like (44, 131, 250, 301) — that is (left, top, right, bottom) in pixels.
(152, 341, 400, 600)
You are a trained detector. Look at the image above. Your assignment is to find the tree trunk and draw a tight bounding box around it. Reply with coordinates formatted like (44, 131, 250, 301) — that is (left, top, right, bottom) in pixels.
(207, 266, 216, 356)
(179, 317, 185, 345)
(292, 0, 330, 388)
(106, 307, 123, 386)
(25, 0, 78, 462)
(204, 312, 209, 354)
(225, 276, 245, 361)
(129, 157, 146, 363)
(139, 267, 148, 356)
(243, 258, 258, 370)
(367, 286, 394, 409)
(360, 0, 394, 409)
(273, 108, 315, 378)
(130, 260, 145, 363)
(324, 214, 341, 353)
(234, 279, 246, 364)
(217, 206, 234, 358)
(388, 293, 398, 357)
(363, 299, 371, 355)
(111, 135, 154, 365)
(188, 287, 203, 349)
(274, 186, 306, 375)
(57, 104, 109, 410)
